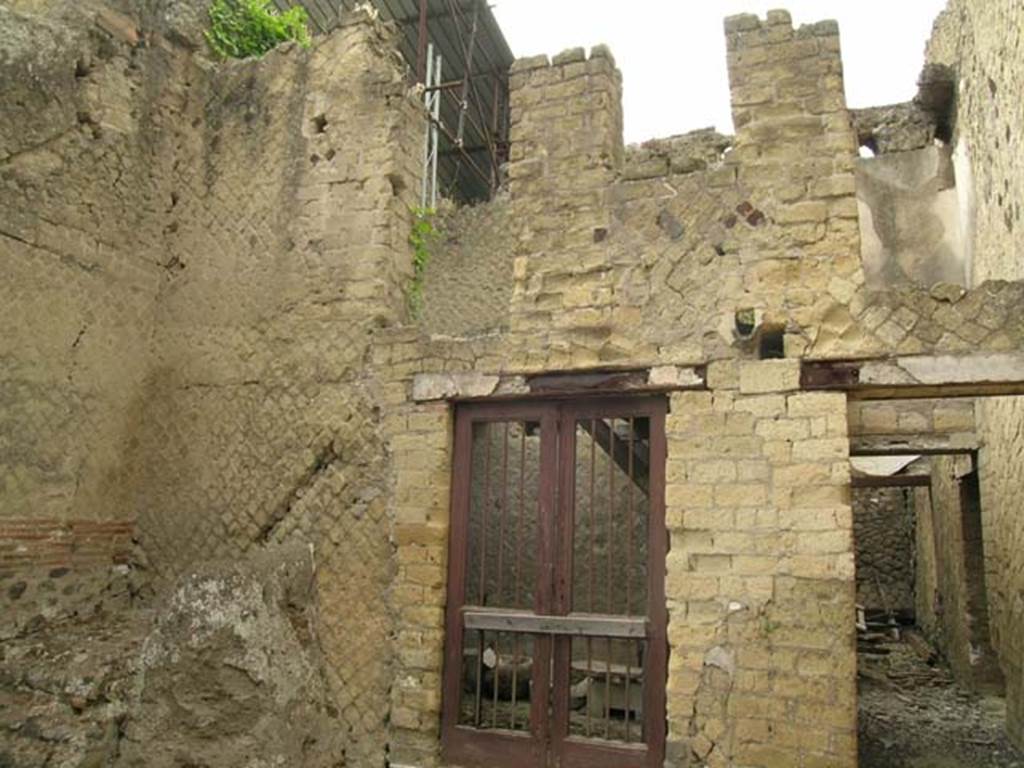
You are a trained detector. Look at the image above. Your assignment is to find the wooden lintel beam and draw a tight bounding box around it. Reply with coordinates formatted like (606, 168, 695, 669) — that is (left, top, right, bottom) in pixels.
(801, 361, 860, 389)
(850, 433, 979, 456)
(803, 354, 1024, 400)
(848, 382, 1024, 401)
(851, 475, 931, 488)
(528, 371, 650, 394)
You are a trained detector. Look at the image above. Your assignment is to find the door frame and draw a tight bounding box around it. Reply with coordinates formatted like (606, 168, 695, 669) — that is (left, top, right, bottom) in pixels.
(440, 396, 667, 768)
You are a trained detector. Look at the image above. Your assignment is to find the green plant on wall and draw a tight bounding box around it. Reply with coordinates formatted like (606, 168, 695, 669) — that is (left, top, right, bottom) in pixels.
(206, 0, 311, 60)
(408, 206, 439, 318)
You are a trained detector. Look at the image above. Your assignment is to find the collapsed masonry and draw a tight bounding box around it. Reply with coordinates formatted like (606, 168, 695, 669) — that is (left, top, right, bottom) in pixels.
(1, 0, 1022, 767)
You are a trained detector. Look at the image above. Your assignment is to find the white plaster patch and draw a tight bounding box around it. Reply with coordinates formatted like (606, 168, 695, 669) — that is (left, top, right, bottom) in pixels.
(703, 645, 735, 676)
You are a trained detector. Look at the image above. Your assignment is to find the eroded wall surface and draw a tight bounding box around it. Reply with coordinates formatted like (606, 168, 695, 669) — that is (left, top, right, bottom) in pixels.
(1, 4, 423, 765)
(0, 1, 173, 571)
(135, 18, 422, 761)
(928, 0, 1024, 745)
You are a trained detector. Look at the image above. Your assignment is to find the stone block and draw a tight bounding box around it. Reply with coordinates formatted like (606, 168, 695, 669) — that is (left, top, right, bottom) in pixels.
(553, 47, 586, 65)
(411, 372, 500, 401)
(510, 54, 551, 74)
(739, 360, 802, 394)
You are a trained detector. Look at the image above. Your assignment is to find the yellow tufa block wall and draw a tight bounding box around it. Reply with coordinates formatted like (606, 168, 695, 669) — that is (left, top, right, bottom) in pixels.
(928, 0, 1024, 745)
(664, 374, 854, 767)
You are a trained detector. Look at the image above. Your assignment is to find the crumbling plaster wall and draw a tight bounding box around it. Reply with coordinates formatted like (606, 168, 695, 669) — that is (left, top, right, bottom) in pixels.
(2, 4, 425, 765)
(927, 0, 1024, 746)
(855, 145, 967, 290)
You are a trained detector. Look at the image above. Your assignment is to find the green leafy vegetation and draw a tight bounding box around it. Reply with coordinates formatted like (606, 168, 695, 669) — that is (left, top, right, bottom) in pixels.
(408, 207, 440, 318)
(206, 0, 311, 60)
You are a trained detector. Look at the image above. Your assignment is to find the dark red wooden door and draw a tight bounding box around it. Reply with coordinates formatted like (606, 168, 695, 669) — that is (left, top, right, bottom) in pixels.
(441, 397, 667, 768)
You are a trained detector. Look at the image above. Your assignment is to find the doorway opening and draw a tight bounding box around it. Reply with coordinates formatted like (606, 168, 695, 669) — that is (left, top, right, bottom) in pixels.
(849, 395, 1022, 768)
(441, 397, 667, 768)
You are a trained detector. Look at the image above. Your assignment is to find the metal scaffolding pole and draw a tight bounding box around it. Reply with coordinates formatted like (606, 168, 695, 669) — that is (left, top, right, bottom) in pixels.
(421, 43, 442, 208)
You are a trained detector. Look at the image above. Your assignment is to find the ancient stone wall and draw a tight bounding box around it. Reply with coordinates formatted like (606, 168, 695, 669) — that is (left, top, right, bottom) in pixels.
(927, 0, 1024, 746)
(927, 0, 1023, 285)
(847, 397, 976, 452)
(664, 380, 855, 768)
(134, 18, 422, 764)
(918, 455, 1004, 693)
(1, 4, 424, 765)
(0, 2, 170, 574)
(384, 13, 867, 767)
(6, 1, 1024, 765)
(420, 196, 516, 337)
(974, 398, 1024, 743)
(851, 488, 915, 614)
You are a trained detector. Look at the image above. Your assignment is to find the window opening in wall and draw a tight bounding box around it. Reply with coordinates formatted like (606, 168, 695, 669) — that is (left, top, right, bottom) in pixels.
(442, 398, 667, 768)
(758, 326, 785, 359)
(859, 140, 878, 159)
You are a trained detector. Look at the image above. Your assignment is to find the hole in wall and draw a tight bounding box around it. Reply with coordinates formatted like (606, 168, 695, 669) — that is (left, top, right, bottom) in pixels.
(593, 227, 608, 243)
(859, 139, 878, 158)
(734, 308, 756, 338)
(74, 59, 90, 78)
(312, 114, 328, 134)
(758, 326, 785, 359)
(387, 173, 406, 197)
(325, 148, 336, 161)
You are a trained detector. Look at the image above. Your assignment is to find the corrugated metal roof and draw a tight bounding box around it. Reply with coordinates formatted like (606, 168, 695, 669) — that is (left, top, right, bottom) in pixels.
(273, 0, 514, 202)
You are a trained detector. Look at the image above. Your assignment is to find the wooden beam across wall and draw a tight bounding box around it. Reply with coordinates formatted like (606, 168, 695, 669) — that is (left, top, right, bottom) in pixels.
(802, 353, 1024, 400)
(851, 475, 931, 488)
(850, 433, 979, 456)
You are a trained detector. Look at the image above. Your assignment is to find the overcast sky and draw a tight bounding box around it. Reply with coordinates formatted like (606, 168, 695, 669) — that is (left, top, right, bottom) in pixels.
(491, 1, 949, 144)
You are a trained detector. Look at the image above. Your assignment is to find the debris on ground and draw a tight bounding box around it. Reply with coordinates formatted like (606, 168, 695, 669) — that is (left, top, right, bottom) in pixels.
(859, 633, 1024, 768)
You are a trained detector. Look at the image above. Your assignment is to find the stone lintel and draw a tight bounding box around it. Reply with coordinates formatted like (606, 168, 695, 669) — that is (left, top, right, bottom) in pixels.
(411, 366, 705, 402)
